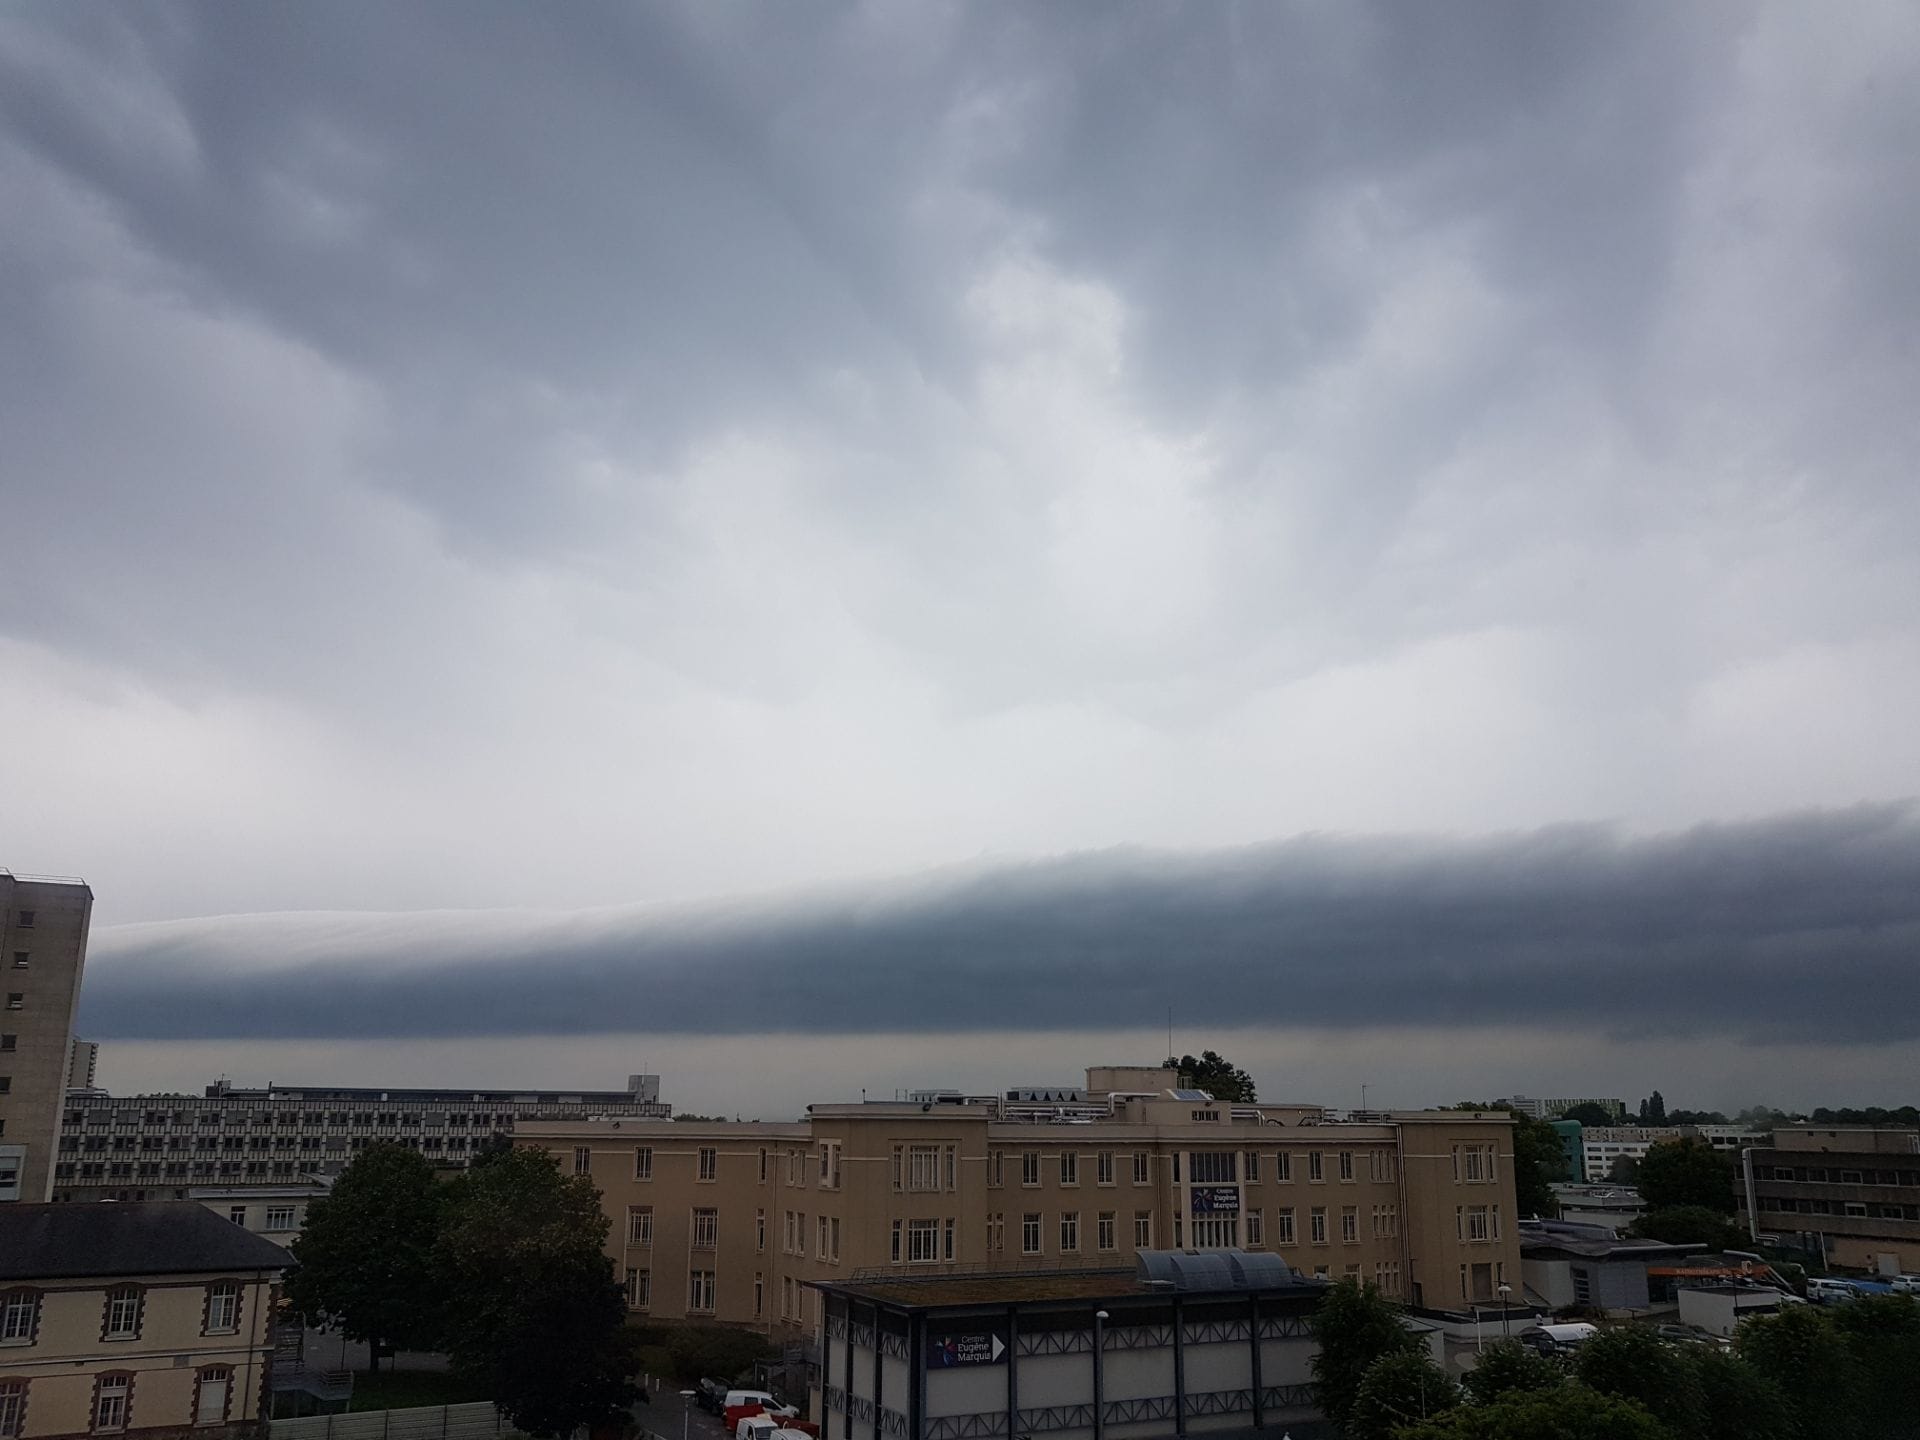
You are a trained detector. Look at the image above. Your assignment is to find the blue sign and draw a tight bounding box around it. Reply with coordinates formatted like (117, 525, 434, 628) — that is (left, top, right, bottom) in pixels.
(1190, 1185, 1240, 1215)
(928, 1333, 1007, 1368)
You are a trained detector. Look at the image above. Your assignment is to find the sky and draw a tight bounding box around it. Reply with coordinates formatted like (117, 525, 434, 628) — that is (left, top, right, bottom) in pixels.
(2, 3, 1917, 1114)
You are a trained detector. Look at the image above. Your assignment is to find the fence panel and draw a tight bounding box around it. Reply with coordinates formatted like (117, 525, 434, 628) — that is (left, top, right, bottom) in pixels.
(270, 1400, 521, 1440)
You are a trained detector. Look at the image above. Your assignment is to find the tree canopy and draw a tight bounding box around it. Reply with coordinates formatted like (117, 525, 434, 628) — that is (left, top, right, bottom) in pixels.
(1459, 1340, 1562, 1407)
(436, 1146, 640, 1438)
(1347, 1351, 1458, 1440)
(1572, 1324, 1703, 1436)
(1635, 1092, 1668, 1124)
(1163, 1050, 1256, 1102)
(1627, 1205, 1749, 1251)
(1635, 1137, 1736, 1213)
(1402, 1382, 1671, 1440)
(1308, 1277, 1424, 1434)
(285, 1142, 447, 1369)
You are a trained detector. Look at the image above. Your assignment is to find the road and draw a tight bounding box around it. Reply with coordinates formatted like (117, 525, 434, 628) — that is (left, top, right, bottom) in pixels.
(634, 1381, 734, 1440)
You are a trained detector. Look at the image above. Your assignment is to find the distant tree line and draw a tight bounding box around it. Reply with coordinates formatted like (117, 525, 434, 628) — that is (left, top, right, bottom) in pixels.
(1313, 1278, 1920, 1440)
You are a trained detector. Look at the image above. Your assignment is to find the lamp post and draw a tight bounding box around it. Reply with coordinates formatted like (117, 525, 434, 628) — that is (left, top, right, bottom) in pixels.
(680, 1389, 696, 1440)
(1496, 1284, 1512, 1341)
(1092, 1311, 1109, 1440)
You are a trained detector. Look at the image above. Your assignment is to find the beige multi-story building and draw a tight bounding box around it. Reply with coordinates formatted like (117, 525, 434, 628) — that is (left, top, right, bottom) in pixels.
(0, 1200, 290, 1440)
(1738, 1126, 1920, 1274)
(63, 1043, 97, 1094)
(0, 874, 92, 1205)
(519, 1065, 1523, 1339)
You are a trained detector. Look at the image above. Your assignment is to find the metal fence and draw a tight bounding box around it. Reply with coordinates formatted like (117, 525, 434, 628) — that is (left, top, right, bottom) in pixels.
(270, 1402, 525, 1440)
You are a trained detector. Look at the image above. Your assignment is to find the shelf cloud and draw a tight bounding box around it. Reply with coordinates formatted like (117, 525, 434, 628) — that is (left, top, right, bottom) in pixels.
(82, 802, 1920, 1045)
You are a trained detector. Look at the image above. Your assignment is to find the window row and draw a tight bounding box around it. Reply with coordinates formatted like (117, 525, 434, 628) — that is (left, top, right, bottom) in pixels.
(0, 1283, 244, 1348)
(0, 1368, 235, 1437)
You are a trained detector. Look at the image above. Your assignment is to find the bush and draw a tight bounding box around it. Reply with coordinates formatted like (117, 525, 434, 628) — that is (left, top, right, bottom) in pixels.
(665, 1326, 775, 1385)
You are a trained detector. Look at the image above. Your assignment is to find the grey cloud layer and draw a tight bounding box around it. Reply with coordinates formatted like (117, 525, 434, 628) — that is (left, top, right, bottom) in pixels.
(81, 804, 1920, 1045)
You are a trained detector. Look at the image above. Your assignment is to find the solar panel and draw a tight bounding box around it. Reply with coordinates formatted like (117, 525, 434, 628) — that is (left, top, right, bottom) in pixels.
(1167, 1088, 1215, 1102)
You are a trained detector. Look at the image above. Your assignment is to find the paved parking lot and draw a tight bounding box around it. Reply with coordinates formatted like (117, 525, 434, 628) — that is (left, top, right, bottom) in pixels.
(633, 1383, 736, 1440)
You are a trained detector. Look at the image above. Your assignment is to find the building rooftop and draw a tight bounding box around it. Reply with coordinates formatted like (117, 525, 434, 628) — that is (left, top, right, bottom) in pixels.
(1517, 1218, 1703, 1262)
(814, 1252, 1327, 1309)
(0, 1201, 293, 1279)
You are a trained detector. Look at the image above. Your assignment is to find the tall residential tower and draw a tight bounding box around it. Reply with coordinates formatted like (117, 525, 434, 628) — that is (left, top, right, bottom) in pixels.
(0, 871, 92, 1202)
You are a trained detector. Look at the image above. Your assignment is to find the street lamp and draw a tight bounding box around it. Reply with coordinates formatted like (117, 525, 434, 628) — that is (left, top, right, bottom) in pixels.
(1092, 1311, 1109, 1440)
(1496, 1284, 1512, 1341)
(680, 1389, 697, 1440)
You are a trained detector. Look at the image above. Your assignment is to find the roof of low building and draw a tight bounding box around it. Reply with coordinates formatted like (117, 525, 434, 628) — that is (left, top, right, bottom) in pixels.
(812, 1254, 1328, 1310)
(0, 1202, 293, 1279)
(1517, 1218, 1705, 1261)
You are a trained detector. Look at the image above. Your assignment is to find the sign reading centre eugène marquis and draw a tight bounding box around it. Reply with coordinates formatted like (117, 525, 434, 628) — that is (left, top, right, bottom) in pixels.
(928, 1332, 1008, 1367)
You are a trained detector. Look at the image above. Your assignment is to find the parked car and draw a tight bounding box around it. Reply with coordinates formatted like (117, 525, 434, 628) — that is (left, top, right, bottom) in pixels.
(1518, 1322, 1598, 1356)
(1807, 1278, 1859, 1305)
(1888, 1274, 1920, 1295)
(724, 1391, 797, 1433)
(697, 1380, 730, 1415)
(1655, 1323, 1711, 1345)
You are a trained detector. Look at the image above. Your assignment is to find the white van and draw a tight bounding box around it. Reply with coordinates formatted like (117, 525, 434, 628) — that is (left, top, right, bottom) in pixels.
(1807, 1278, 1858, 1305)
(1517, 1322, 1598, 1355)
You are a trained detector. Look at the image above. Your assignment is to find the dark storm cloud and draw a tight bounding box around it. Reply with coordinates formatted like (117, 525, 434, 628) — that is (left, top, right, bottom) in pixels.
(82, 803, 1920, 1045)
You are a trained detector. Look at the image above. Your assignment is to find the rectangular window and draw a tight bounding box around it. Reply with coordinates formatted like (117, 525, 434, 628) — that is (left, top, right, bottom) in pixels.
(635, 1147, 653, 1180)
(1132, 1151, 1150, 1184)
(196, 1368, 230, 1425)
(907, 1219, 939, 1263)
(990, 1150, 1004, 1187)
(832, 1216, 841, 1260)
(95, 1375, 130, 1432)
(628, 1206, 653, 1245)
(1277, 1208, 1295, 1245)
(818, 1215, 828, 1258)
(687, 1270, 715, 1313)
(1, 1291, 38, 1344)
(784, 1211, 796, 1253)
(759, 1147, 768, 1183)
(753, 1274, 763, 1318)
(1022, 1152, 1041, 1186)
(698, 1148, 717, 1182)
(1310, 1208, 1327, 1244)
(572, 1147, 591, 1176)
(4, 997, 19, 1012)
(1022, 1213, 1042, 1255)
(1339, 1151, 1354, 1181)
(12, 915, 29, 931)
(1246, 1210, 1264, 1246)
(891, 1146, 904, 1191)
(1245, 1151, 1261, 1182)
(0, 1037, 12, 1053)
(1466, 1206, 1491, 1241)
(944, 1217, 956, 1261)
(692, 1208, 718, 1249)
(204, 1282, 240, 1334)
(891, 1219, 902, 1264)
(1309, 1152, 1324, 1182)
(1134, 1211, 1153, 1248)
(1191, 1215, 1238, 1248)
(7, 956, 22, 970)
(265, 1206, 296, 1232)
(1060, 1152, 1078, 1186)
(626, 1267, 650, 1310)
(1189, 1151, 1237, 1183)
(909, 1145, 941, 1191)
(0, 1380, 25, 1438)
(1098, 1212, 1117, 1251)
(1097, 1151, 1115, 1185)
(1060, 1211, 1080, 1252)
(946, 1144, 957, 1191)
(756, 1210, 766, 1252)
(103, 1287, 141, 1340)
(227, 1206, 247, 1226)
(1341, 1206, 1358, 1243)
(1276, 1152, 1292, 1182)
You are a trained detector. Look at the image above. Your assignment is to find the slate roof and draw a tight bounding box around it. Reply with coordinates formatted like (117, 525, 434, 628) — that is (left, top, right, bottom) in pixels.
(0, 1201, 293, 1280)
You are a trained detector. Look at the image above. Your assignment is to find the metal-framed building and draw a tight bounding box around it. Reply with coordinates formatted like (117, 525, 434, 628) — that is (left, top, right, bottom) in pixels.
(813, 1251, 1330, 1440)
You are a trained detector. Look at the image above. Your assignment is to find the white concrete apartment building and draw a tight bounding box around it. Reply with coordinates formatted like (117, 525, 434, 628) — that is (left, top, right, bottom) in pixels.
(52, 1075, 669, 1201)
(1580, 1125, 1767, 1182)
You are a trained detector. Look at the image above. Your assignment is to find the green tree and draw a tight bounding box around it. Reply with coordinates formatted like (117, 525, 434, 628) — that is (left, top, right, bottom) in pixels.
(285, 1143, 447, 1371)
(1828, 1294, 1920, 1436)
(665, 1325, 774, 1385)
(1637, 1092, 1667, 1124)
(1309, 1277, 1424, 1434)
(1627, 1205, 1748, 1251)
(1665, 1109, 1729, 1125)
(1606, 1154, 1640, 1183)
(1635, 1138, 1735, 1213)
(1736, 1303, 1864, 1440)
(1685, 1347, 1793, 1440)
(1572, 1325, 1702, 1436)
(1402, 1382, 1671, 1440)
(1163, 1050, 1256, 1102)
(1460, 1340, 1562, 1406)
(1348, 1351, 1458, 1440)
(1558, 1103, 1616, 1128)
(437, 1147, 640, 1437)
